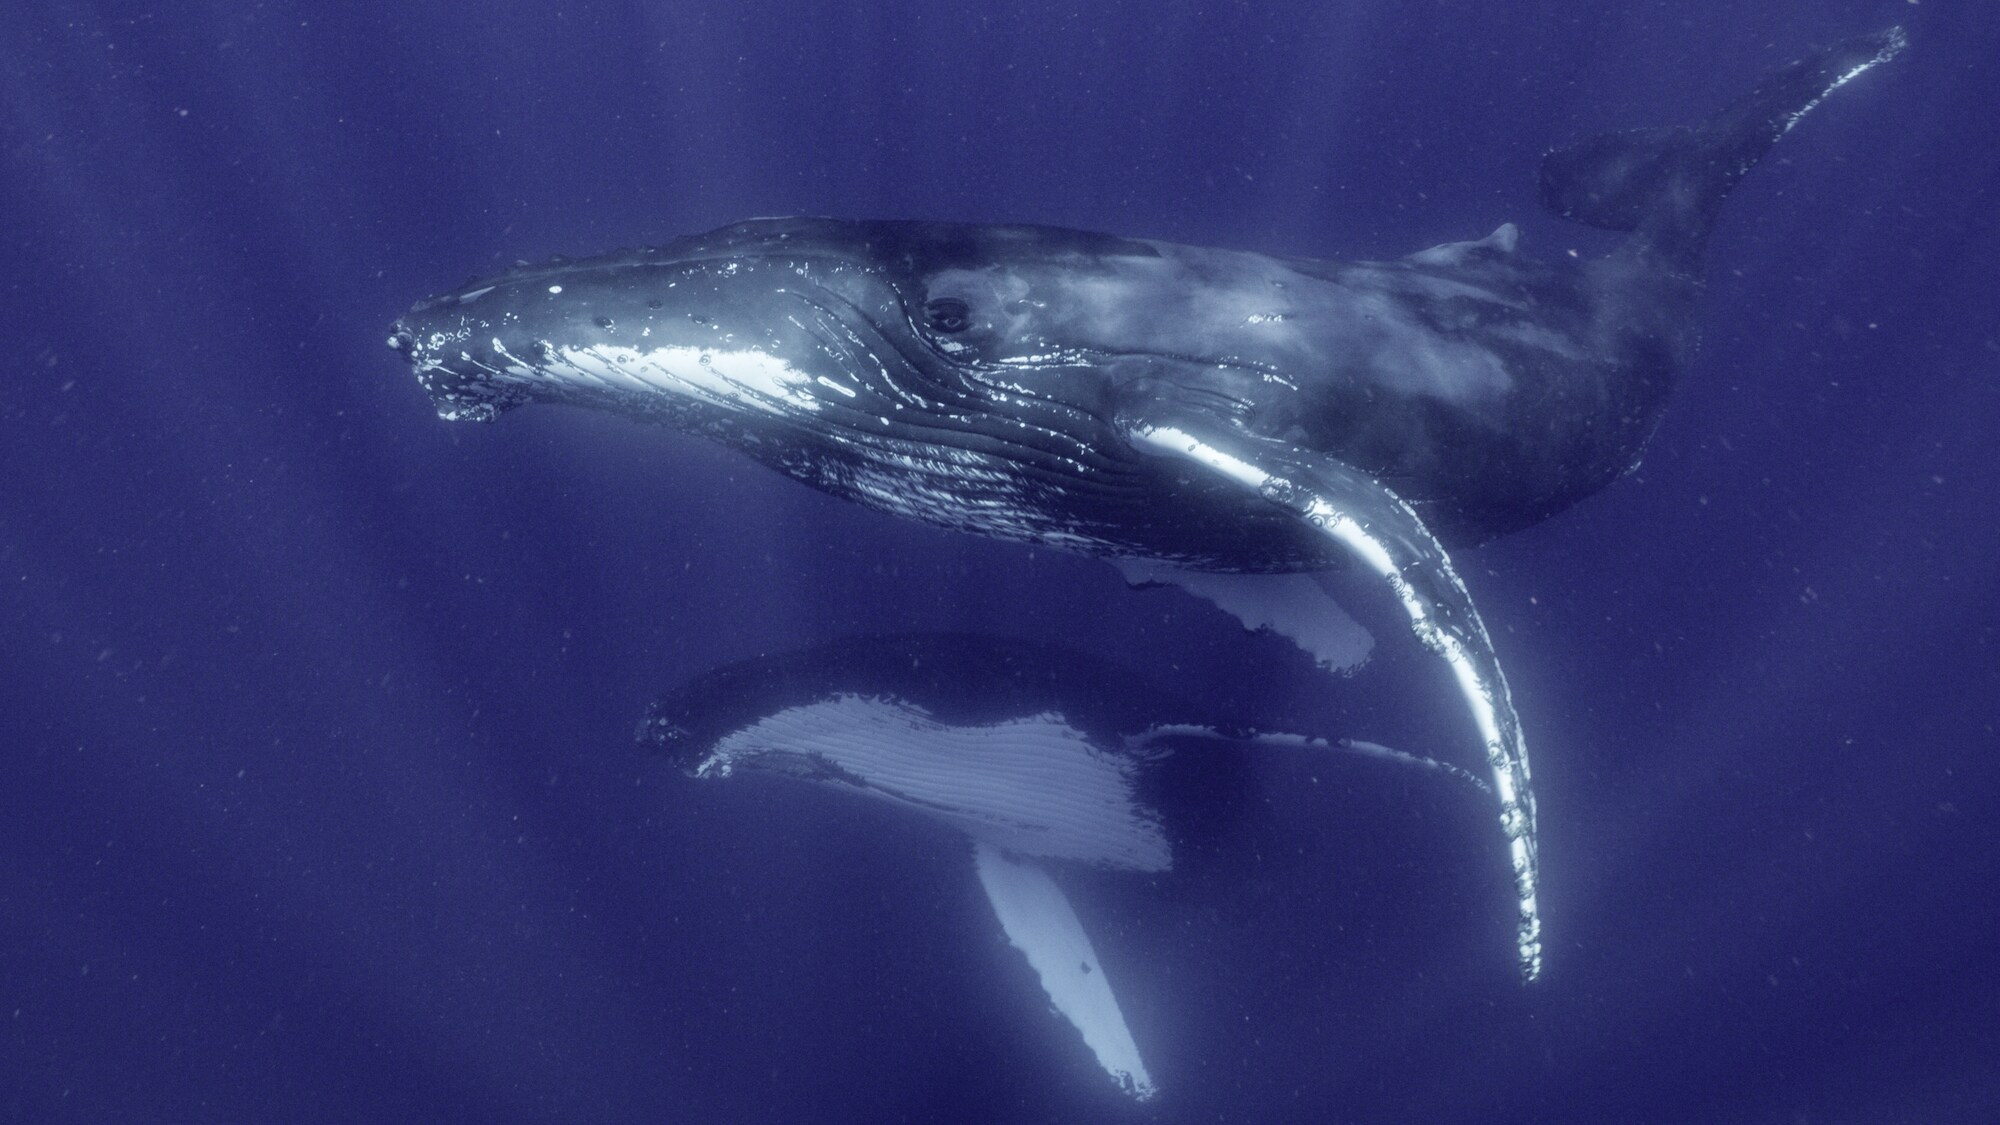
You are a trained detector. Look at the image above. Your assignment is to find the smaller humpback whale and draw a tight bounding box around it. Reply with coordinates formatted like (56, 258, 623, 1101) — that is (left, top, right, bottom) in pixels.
(639, 633, 1484, 1101)
(394, 29, 1905, 979)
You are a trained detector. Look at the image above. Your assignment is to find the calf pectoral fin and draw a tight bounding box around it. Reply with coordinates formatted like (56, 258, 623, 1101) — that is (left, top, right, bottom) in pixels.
(1126, 419, 1543, 981)
(972, 841, 1158, 1102)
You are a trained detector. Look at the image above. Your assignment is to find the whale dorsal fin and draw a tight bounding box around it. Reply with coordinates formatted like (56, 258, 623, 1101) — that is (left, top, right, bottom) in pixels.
(1404, 222, 1521, 266)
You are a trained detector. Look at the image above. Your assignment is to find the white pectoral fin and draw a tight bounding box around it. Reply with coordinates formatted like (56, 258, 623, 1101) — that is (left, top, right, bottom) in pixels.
(972, 841, 1158, 1102)
(1127, 418, 1543, 981)
(1113, 558, 1374, 672)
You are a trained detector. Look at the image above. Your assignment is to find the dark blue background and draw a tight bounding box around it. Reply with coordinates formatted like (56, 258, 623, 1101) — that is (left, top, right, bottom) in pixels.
(5, 2, 1996, 1122)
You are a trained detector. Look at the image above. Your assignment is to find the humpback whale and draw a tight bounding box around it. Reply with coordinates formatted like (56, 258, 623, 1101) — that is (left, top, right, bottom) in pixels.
(640, 633, 1486, 1101)
(391, 29, 1905, 980)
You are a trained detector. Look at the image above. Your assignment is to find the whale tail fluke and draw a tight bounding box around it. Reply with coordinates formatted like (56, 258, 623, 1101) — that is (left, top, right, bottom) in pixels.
(1539, 27, 1905, 264)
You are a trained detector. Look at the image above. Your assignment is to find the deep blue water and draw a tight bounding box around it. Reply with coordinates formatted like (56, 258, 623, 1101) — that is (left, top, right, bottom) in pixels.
(5, 2, 1997, 1122)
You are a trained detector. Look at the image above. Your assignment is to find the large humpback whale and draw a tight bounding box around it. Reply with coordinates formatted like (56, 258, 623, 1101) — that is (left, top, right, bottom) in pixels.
(641, 633, 1486, 1100)
(391, 29, 1905, 979)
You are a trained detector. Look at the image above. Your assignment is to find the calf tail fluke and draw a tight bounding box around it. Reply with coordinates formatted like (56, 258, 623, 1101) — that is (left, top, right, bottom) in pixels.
(1539, 27, 1906, 263)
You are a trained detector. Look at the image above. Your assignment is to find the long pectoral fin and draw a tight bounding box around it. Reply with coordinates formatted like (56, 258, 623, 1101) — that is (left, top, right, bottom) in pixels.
(1127, 420, 1542, 981)
(972, 840, 1158, 1102)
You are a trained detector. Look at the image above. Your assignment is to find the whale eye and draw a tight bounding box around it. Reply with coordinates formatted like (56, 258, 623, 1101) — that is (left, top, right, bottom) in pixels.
(923, 297, 972, 334)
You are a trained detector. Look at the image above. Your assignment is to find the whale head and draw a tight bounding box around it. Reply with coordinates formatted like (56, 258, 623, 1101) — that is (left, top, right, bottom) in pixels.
(387, 218, 1179, 426)
(390, 218, 1306, 563)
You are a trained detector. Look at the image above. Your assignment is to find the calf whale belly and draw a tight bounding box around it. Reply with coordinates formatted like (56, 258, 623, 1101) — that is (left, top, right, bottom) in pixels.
(391, 28, 1906, 984)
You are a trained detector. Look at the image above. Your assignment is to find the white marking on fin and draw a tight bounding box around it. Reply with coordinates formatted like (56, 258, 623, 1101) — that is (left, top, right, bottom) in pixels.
(1114, 559, 1374, 672)
(698, 696, 1171, 872)
(973, 841, 1157, 1102)
(1130, 423, 1543, 980)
